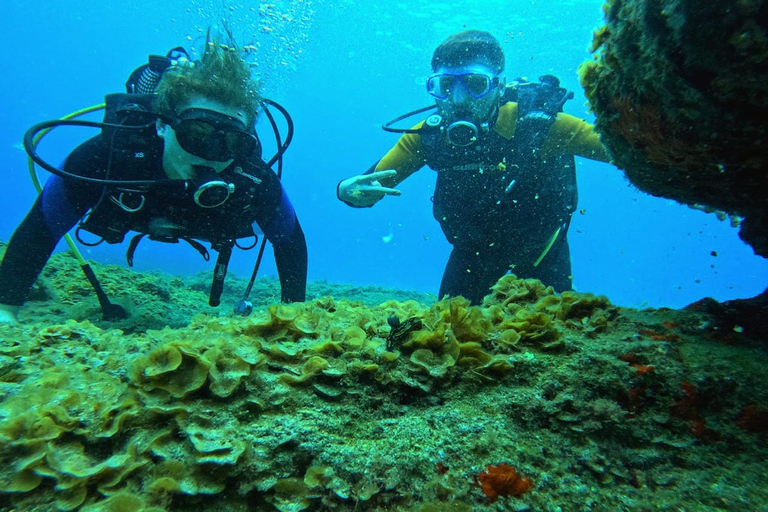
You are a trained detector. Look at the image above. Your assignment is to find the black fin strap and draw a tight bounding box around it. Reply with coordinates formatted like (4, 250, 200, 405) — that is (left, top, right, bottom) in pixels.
(181, 237, 210, 262)
(126, 233, 147, 267)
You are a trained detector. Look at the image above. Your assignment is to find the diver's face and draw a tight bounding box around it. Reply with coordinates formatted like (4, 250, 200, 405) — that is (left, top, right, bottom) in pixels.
(429, 63, 504, 125)
(157, 97, 250, 180)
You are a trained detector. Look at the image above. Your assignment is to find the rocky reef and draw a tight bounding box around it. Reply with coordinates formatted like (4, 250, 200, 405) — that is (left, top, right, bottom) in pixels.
(1, 256, 768, 511)
(579, 0, 768, 257)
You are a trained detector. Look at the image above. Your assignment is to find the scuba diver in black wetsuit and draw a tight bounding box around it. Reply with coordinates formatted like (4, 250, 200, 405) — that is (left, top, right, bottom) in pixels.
(338, 30, 611, 304)
(0, 34, 307, 325)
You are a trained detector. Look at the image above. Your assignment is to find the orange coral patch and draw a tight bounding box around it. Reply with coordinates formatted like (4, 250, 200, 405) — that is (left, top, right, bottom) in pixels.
(619, 353, 654, 376)
(619, 352, 639, 365)
(476, 463, 533, 502)
(736, 405, 768, 435)
(634, 364, 655, 376)
(639, 329, 680, 342)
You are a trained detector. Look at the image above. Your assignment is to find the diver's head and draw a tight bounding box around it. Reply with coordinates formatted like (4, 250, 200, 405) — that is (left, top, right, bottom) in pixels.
(428, 30, 506, 146)
(153, 31, 261, 179)
(156, 96, 256, 179)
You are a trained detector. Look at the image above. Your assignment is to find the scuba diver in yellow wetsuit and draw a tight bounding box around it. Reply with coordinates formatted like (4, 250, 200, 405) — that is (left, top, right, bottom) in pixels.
(338, 30, 611, 304)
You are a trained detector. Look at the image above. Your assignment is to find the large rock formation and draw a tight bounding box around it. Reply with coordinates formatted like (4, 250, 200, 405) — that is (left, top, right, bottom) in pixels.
(580, 0, 768, 256)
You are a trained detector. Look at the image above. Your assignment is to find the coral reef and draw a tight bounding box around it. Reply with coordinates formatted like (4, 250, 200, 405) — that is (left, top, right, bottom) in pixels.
(1, 262, 768, 511)
(580, 0, 768, 257)
(17, 251, 434, 334)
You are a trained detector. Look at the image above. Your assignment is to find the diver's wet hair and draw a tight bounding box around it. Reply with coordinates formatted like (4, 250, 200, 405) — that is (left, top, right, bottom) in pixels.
(431, 30, 505, 74)
(154, 29, 261, 126)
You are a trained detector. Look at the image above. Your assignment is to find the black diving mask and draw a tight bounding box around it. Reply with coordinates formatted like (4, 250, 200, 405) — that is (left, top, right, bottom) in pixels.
(172, 108, 257, 162)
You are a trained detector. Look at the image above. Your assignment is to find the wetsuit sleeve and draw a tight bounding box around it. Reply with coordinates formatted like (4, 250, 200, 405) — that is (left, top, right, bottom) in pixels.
(542, 113, 611, 162)
(0, 137, 106, 306)
(250, 170, 307, 303)
(372, 127, 428, 187)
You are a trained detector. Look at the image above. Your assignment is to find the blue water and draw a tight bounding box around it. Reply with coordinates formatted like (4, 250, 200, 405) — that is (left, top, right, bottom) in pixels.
(2, 0, 766, 310)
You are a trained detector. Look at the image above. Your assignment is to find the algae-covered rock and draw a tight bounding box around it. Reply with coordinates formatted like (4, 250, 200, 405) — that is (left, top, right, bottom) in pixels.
(580, 0, 768, 256)
(2, 264, 768, 511)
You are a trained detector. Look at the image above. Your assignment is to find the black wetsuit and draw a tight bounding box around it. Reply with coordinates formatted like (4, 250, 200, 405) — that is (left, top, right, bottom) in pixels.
(0, 134, 307, 307)
(423, 121, 577, 304)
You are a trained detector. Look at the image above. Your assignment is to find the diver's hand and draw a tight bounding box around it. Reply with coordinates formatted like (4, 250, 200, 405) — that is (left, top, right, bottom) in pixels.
(337, 170, 401, 207)
(0, 304, 20, 325)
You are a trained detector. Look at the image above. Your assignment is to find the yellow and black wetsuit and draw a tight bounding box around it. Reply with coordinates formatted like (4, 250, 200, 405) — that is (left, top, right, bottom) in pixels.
(356, 102, 609, 304)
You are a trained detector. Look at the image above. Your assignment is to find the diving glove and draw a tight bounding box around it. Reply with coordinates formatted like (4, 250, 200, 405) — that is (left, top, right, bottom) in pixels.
(337, 169, 401, 208)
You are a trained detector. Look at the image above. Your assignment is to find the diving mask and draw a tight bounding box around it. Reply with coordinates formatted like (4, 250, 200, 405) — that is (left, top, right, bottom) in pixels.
(172, 108, 257, 162)
(426, 73, 500, 100)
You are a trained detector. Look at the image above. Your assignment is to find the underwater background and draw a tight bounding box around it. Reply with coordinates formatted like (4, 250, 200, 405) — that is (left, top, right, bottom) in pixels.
(1, 0, 766, 310)
(2, 2, 768, 512)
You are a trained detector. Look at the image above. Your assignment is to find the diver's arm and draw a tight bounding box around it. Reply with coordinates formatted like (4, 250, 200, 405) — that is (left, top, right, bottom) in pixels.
(0, 143, 103, 321)
(0, 138, 109, 322)
(272, 220, 308, 303)
(543, 113, 611, 163)
(337, 131, 427, 207)
(0, 196, 61, 309)
(0, 179, 87, 311)
(256, 178, 307, 303)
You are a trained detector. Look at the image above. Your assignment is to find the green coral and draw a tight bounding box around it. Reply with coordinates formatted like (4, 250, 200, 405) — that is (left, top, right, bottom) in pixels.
(1, 265, 767, 511)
